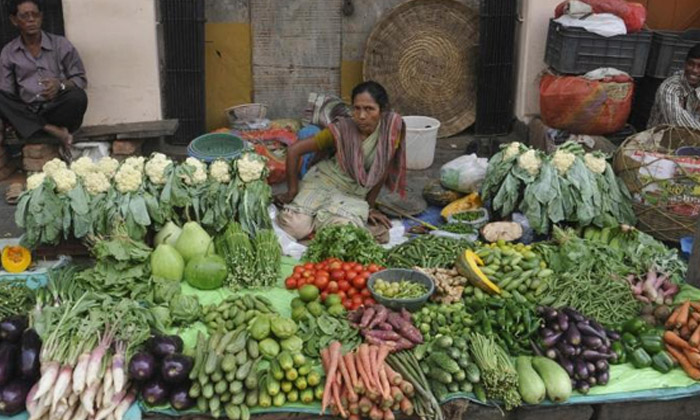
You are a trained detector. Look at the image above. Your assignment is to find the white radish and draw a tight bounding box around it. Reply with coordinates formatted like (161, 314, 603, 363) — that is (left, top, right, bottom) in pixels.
(28, 393, 50, 420)
(51, 364, 73, 412)
(102, 364, 114, 408)
(113, 389, 136, 420)
(95, 390, 126, 420)
(52, 398, 69, 420)
(60, 399, 79, 420)
(25, 382, 39, 414)
(111, 347, 126, 394)
(33, 360, 59, 401)
(81, 381, 100, 415)
(73, 352, 91, 394)
(86, 344, 108, 388)
(73, 405, 90, 420)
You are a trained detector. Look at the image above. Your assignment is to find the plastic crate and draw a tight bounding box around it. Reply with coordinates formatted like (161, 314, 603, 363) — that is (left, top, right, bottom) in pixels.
(545, 19, 652, 77)
(646, 29, 700, 78)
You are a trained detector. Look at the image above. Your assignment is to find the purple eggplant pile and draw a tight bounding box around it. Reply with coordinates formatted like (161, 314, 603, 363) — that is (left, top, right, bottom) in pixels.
(129, 335, 195, 410)
(534, 307, 620, 394)
(0, 316, 41, 416)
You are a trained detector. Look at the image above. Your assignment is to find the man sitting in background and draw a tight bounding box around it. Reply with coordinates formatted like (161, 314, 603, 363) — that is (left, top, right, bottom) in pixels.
(648, 43, 700, 130)
(0, 0, 87, 157)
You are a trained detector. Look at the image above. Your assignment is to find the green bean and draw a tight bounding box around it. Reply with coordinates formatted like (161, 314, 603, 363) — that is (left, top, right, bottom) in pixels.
(0, 280, 35, 318)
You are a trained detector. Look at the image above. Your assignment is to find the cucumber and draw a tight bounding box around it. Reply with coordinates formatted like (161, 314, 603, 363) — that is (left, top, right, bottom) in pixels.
(225, 371, 236, 382)
(245, 373, 258, 390)
(246, 389, 259, 407)
(202, 383, 214, 399)
(241, 404, 251, 420)
(189, 382, 201, 398)
(222, 354, 238, 373)
(427, 367, 453, 384)
(459, 382, 473, 393)
(226, 330, 248, 354)
(453, 370, 466, 382)
(430, 380, 448, 401)
(217, 330, 237, 354)
(516, 356, 546, 404)
(247, 339, 260, 359)
(225, 404, 241, 420)
(229, 380, 244, 395)
(427, 353, 460, 374)
(204, 350, 219, 375)
(236, 359, 254, 380)
(232, 392, 246, 405)
(209, 397, 222, 418)
(215, 380, 229, 395)
(448, 382, 459, 393)
(235, 350, 248, 366)
(434, 335, 453, 349)
(197, 396, 208, 412)
(465, 364, 481, 383)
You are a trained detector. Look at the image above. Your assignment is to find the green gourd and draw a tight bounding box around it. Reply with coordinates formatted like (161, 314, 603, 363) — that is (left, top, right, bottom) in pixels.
(515, 356, 546, 404)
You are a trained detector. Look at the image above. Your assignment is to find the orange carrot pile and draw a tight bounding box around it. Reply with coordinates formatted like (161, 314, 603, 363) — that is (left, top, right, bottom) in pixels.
(320, 342, 415, 420)
(663, 300, 700, 380)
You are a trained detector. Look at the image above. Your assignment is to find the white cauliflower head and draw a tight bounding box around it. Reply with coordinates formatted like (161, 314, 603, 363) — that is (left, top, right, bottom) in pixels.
(42, 158, 67, 178)
(83, 171, 111, 195)
(237, 153, 266, 183)
(123, 156, 146, 172)
(503, 142, 523, 160)
(181, 157, 207, 185)
(97, 156, 120, 179)
(518, 149, 542, 177)
(210, 160, 231, 183)
(145, 153, 172, 185)
(70, 156, 96, 179)
(584, 153, 607, 174)
(26, 173, 46, 190)
(51, 168, 77, 193)
(114, 164, 143, 193)
(552, 149, 576, 175)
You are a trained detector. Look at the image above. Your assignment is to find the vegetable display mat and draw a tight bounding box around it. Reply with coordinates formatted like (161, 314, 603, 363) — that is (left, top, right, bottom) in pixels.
(0, 403, 141, 420)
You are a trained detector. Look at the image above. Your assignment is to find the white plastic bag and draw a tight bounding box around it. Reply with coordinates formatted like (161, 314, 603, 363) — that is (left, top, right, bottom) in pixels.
(440, 154, 488, 193)
(70, 142, 110, 161)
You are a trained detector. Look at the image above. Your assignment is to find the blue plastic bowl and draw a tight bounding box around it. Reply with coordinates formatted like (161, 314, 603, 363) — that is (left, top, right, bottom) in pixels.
(681, 236, 694, 258)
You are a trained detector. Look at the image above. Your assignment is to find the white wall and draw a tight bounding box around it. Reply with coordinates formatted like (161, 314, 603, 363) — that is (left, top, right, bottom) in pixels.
(514, 0, 561, 122)
(61, 0, 162, 125)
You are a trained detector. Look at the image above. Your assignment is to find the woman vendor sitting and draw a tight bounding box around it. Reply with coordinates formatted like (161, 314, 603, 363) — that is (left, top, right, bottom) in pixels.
(275, 81, 406, 244)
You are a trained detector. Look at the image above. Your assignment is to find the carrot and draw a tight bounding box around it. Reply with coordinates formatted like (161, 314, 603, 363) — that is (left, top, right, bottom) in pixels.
(689, 301, 700, 313)
(338, 352, 358, 403)
(333, 381, 347, 418)
(400, 398, 414, 416)
(344, 353, 362, 394)
(399, 380, 414, 397)
(355, 352, 374, 392)
(349, 415, 361, 420)
(358, 396, 372, 415)
(664, 331, 699, 353)
(369, 345, 381, 390)
(383, 408, 395, 420)
(378, 364, 391, 400)
(684, 348, 700, 368)
(384, 365, 402, 385)
(677, 300, 691, 328)
(681, 325, 691, 341)
(360, 345, 380, 390)
(690, 323, 700, 347)
(348, 402, 359, 415)
(689, 318, 698, 332)
(666, 306, 682, 328)
(667, 344, 700, 380)
(369, 405, 384, 420)
(692, 312, 700, 322)
(376, 345, 391, 373)
(321, 341, 342, 415)
(390, 386, 404, 402)
(321, 348, 330, 371)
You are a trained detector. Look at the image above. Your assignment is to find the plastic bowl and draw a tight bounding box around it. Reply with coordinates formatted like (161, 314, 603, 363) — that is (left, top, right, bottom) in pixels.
(447, 207, 489, 228)
(368, 268, 435, 311)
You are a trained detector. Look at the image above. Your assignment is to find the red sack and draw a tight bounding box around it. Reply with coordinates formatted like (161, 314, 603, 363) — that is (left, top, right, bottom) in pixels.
(555, 0, 646, 33)
(253, 143, 286, 185)
(539, 73, 634, 135)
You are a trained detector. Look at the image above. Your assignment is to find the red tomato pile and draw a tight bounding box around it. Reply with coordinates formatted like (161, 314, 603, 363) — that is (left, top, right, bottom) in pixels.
(285, 258, 384, 310)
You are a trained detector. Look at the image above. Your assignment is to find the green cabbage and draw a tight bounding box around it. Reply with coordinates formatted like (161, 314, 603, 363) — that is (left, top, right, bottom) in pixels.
(170, 295, 201, 324)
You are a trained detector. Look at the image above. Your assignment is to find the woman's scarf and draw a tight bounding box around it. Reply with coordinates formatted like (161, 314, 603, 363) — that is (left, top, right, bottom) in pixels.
(328, 111, 407, 196)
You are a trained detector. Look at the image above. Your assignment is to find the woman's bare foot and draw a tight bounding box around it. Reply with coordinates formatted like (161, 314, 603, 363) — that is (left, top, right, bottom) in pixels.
(43, 124, 73, 148)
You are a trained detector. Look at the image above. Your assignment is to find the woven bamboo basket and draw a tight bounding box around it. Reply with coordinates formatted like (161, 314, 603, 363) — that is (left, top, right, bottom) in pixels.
(613, 125, 700, 242)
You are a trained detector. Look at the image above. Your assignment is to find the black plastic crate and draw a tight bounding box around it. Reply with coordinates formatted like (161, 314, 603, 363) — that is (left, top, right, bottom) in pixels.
(545, 19, 652, 77)
(646, 29, 700, 78)
(628, 76, 664, 132)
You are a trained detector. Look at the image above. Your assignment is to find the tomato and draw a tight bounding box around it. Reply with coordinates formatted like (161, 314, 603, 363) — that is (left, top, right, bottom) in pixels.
(351, 276, 366, 289)
(316, 270, 330, 279)
(345, 270, 358, 281)
(347, 288, 358, 297)
(314, 263, 325, 270)
(329, 261, 342, 270)
(363, 297, 376, 306)
(297, 278, 307, 287)
(320, 291, 329, 302)
(304, 263, 314, 270)
(338, 280, 351, 292)
(330, 269, 345, 281)
(351, 295, 364, 306)
(341, 263, 352, 271)
(302, 270, 314, 278)
(314, 276, 330, 290)
(352, 263, 364, 272)
(338, 291, 348, 302)
(294, 266, 305, 274)
(285, 277, 298, 289)
(344, 300, 354, 310)
(358, 270, 371, 279)
(360, 288, 371, 298)
(327, 281, 339, 293)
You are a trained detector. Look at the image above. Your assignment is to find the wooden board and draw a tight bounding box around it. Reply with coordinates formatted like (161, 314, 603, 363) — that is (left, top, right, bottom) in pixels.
(4, 119, 179, 145)
(251, 0, 342, 118)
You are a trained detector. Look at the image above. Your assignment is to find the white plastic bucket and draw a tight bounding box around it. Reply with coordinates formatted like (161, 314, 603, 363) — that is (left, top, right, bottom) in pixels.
(403, 116, 441, 170)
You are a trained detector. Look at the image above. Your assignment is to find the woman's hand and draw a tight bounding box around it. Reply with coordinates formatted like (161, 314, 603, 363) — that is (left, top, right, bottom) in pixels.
(368, 208, 392, 229)
(274, 189, 298, 206)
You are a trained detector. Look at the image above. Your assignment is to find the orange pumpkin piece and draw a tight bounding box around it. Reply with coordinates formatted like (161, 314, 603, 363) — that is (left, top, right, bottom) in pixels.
(2, 246, 31, 273)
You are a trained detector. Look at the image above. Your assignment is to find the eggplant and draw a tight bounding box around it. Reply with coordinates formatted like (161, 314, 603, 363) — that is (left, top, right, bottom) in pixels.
(566, 323, 582, 346)
(542, 332, 563, 348)
(147, 335, 183, 358)
(546, 347, 559, 360)
(586, 361, 596, 374)
(577, 322, 606, 339)
(544, 307, 559, 322)
(540, 328, 555, 338)
(170, 382, 195, 411)
(0, 344, 17, 386)
(574, 346, 582, 356)
(587, 376, 597, 386)
(605, 329, 621, 341)
(598, 345, 610, 354)
(552, 323, 561, 333)
(557, 312, 570, 332)
(574, 359, 589, 379)
(562, 307, 585, 323)
(581, 350, 613, 361)
(0, 379, 29, 415)
(582, 335, 603, 349)
(557, 342, 576, 358)
(128, 352, 157, 381)
(20, 329, 41, 380)
(576, 381, 590, 394)
(596, 371, 610, 386)
(0, 317, 27, 344)
(142, 378, 170, 406)
(595, 359, 609, 372)
(557, 353, 575, 377)
(161, 354, 193, 384)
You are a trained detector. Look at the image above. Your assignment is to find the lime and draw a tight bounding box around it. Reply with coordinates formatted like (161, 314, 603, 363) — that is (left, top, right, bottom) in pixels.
(327, 304, 345, 317)
(306, 301, 324, 317)
(299, 285, 320, 302)
(291, 297, 305, 309)
(325, 294, 342, 307)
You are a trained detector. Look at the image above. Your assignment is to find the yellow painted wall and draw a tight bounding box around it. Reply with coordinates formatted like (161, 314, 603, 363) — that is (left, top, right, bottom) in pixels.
(205, 23, 253, 131)
(341, 61, 363, 104)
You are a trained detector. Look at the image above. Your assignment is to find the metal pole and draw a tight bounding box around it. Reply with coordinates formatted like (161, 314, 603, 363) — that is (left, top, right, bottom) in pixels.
(688, 218, 700, 286)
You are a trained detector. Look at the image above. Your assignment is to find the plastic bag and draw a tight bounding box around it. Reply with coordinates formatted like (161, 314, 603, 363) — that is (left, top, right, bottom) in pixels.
(439, 154, 488, 193)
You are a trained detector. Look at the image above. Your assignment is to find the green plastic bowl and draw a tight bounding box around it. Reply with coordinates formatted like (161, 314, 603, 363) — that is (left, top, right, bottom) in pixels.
(368, 268, 434, 311)
(188, 133, 245, 162)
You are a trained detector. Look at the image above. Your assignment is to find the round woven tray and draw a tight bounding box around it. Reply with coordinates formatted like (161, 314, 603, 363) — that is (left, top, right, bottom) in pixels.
(613, 125, 700, 242)
(363, 0, 478, 138)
